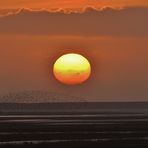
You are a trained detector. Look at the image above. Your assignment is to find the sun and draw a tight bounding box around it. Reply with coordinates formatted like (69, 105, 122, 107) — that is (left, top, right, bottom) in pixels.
(53, 53, 91, 85)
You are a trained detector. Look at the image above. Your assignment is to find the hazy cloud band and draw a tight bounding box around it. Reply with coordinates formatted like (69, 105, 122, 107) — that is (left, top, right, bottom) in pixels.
(0, 7, 148, 37)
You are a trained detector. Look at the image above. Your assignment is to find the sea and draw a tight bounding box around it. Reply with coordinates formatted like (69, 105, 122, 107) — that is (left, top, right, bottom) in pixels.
(0, 102, 148, 148)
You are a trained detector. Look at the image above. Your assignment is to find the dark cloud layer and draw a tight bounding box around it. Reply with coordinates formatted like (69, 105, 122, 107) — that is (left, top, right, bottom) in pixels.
(0, 7, 148, 37)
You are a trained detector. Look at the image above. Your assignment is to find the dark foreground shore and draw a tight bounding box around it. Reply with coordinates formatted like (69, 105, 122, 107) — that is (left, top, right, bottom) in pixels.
(0, 115, 148, 148)
(1, 102, 148, 148)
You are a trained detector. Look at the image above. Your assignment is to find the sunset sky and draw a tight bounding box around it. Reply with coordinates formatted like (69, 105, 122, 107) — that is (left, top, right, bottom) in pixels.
(0, 0, 148, 9)
(0, 1, 148, 102)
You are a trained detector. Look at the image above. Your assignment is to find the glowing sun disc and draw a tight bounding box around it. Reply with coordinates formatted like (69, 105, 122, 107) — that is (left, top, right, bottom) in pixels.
(53, 53, 91, 85)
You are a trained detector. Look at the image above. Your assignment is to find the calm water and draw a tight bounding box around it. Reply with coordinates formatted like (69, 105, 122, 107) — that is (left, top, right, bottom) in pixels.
(0, 114, 148, 147)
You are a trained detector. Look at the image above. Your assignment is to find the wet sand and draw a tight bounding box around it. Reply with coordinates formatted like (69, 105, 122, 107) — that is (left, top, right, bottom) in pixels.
(0, 102, 148, 147)
(0, 114, 148, 147)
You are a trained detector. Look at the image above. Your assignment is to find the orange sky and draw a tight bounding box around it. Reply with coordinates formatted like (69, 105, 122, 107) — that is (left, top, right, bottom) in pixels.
(0, 0, 148, 9)
(0, 1, 148, 101)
